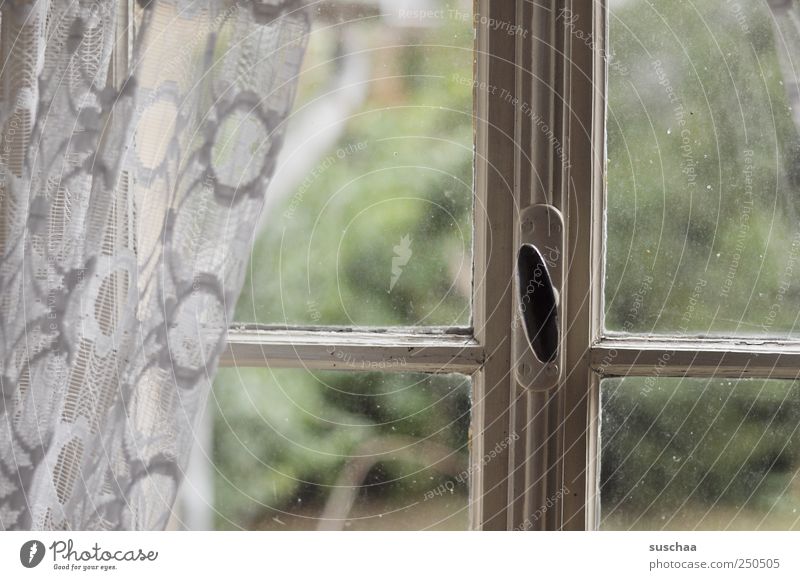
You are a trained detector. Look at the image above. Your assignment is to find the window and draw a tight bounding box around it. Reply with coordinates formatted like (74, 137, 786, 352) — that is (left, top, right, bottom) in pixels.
(178, 0, 517, 531)
(178, 0, 800, 531)
(599, 0, 800, 530)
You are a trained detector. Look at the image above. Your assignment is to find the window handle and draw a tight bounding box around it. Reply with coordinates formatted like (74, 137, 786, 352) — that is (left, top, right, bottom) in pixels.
(517, 243, 559, 364)
(513, 204, 564, 391)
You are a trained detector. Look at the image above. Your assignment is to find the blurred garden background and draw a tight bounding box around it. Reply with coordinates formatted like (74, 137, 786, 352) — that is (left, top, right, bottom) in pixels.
(602, 0, 800, 529)
(203, 0, 475, 531)
(179, 0, 800, 530)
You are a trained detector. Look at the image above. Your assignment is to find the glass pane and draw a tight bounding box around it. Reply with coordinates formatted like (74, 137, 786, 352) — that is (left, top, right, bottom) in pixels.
(600, 377, 800, 530)
(183, 369, 470, 530)
(235, 0, 474, 327)
(605, 0, 800, 336)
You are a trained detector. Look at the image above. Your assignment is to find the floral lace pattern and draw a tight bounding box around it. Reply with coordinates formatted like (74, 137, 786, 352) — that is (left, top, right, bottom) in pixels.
(0, 0, 308, 530)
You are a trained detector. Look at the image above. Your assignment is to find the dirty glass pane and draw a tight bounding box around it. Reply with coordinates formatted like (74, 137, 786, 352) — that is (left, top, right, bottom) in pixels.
(235, 0, 474, 327)
(605, 0, 800, 336)
(600, 377, 800, 530)
(179, 369, 470, 530)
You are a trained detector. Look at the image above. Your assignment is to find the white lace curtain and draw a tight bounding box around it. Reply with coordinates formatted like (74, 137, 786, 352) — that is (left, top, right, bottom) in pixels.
(0, 0, 308, 530)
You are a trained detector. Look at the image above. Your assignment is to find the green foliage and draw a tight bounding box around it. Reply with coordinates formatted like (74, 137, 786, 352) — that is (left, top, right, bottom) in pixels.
(605, 0, 800, 335)
(215, 0, 475, 530)
(601, 378, 800, 528)
(602, 0, 800, 528)
(234, 7, 473, 327)
(213, 368, 470, 529)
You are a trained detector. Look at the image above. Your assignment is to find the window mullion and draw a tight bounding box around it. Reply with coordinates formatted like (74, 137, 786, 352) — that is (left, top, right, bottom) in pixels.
(469, 0, 518, 531)
(551, 0, 604, 532)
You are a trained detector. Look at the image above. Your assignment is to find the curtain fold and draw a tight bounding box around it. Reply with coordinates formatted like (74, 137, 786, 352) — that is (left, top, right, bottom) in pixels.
(0, 0, 309, 530)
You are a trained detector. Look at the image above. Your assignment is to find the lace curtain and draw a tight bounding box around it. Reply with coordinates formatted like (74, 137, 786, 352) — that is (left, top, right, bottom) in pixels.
(0, 0, 308, 530)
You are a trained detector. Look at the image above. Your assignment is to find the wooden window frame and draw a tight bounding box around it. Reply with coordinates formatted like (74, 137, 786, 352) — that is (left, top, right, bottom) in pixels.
(220, 0, 799, 531)
(116, 0, 606, 531)
(220, 0, 602, 530)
